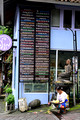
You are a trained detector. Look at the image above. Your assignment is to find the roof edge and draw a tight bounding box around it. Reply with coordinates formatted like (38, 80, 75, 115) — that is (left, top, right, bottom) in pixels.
(26, 0, 80, 6)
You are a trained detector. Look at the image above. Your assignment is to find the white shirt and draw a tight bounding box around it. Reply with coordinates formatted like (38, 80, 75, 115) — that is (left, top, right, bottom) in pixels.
(57, 91, 67, 102)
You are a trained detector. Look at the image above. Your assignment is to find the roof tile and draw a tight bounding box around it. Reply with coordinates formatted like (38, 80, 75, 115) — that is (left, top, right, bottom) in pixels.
(56, 0, 80, 3)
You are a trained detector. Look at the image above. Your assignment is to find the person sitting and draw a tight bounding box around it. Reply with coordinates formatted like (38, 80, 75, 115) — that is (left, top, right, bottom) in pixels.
(48, 86, 69, 114)
(58, 59, 72, 80)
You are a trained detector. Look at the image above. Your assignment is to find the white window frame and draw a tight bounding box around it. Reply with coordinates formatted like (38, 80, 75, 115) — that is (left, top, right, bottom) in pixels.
(51, 5, 80, 31)
(24, 83, 48, 93)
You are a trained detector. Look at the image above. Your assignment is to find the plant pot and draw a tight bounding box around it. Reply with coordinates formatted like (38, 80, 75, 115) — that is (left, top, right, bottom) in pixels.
(6, 102, 15, 111)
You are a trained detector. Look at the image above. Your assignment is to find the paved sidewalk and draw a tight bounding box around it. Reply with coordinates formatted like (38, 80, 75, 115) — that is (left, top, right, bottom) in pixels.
(0, 112, 59, 120)
(61, 110, 80, 120)
(0, 110, 80, 120)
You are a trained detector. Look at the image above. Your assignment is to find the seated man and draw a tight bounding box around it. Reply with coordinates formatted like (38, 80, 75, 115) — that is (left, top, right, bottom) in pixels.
(58, 59, 72, 80)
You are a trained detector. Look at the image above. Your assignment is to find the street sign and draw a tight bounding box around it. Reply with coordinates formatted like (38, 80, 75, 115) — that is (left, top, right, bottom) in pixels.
(0, 34, 12, 51)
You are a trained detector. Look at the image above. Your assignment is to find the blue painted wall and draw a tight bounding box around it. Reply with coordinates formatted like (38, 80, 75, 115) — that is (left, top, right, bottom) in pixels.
(51, 28, 80, 51)
(19, 83, 50, 105)
(76, 31, 80, 51)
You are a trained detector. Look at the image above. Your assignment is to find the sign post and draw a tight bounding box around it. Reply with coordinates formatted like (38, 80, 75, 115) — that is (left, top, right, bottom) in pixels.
(72, 56, 78, 106)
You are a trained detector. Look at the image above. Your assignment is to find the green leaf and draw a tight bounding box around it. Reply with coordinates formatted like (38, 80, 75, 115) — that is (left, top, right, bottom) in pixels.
(6, 94, 15, 105)
(5, 88, 12, 94)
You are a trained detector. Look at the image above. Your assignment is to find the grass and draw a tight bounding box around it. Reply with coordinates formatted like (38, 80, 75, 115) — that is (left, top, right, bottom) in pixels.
(69, 104, 80, 111)
(27, 105, 52, 113)
(12, 103, 80, 114)
(27, 103, 80, 113)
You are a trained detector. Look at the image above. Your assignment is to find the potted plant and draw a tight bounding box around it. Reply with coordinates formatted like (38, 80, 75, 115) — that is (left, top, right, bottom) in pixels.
(3, 83, 10, 93)
(6, 94, 15, 111)
(4, 85, 15, 111)
(3, 83, 12, 96)
(5, 88, 12, 96)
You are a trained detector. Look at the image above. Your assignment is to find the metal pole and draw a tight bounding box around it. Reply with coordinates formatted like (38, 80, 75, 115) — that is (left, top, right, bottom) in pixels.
(72, 56, 76, 106)
(56, 50, 58, 81)
(75, 31, 78, 101)
(66, 28, 78, 106)
(73, 84, 76, 106)
(73, 32, 76, 106)
(68, 29, 77, 106)
(75, 31, 77, 52)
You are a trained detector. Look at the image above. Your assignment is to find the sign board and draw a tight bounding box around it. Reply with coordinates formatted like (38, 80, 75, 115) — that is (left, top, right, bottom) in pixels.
(0, 34, 12, 51)
(35, 10, 50, 82)
(20, 9, 35, 82)
(20, 8, 50, 82)
(72, 56, 78, 83)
